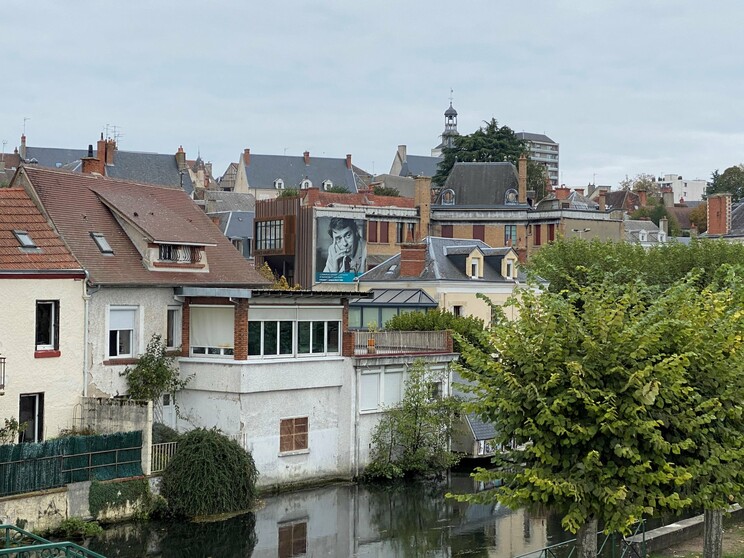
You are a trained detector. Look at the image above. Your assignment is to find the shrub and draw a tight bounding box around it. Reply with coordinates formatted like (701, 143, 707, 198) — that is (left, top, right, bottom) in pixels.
(54, 517, 103, 539)
(152, 422, 180, 444)
(159, 428, 258, 518)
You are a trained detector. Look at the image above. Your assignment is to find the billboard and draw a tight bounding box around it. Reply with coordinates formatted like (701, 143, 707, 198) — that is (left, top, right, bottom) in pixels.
(316, 216, 367, 283)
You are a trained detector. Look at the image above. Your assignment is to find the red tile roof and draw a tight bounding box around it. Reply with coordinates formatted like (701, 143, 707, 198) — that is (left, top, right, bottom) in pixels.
(0, 188, 82, 271)
(17, 167, 270, 287)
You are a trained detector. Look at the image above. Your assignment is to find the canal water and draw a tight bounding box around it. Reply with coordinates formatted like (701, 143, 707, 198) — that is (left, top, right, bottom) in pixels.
(85, 471, 573, 557)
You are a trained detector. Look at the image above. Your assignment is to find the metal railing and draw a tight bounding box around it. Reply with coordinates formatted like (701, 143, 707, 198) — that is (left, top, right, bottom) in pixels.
(0, 356, 5, 392)
(151, 442, 178, 474)
(353, 330, 452, 355)
(514, 520, 646, 558)
(0, 524, 106, 557)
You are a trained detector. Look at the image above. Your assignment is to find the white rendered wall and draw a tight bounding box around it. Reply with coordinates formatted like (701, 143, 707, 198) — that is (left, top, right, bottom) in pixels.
(0, 278, 85, 439)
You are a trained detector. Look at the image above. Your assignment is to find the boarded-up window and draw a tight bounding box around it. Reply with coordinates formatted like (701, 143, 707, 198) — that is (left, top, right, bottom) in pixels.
(278, 521, 307, 558)
(473, 225, 485, 241)
(548, 223, 556, 242)
(441, 225, 453, 238)
(280, 417, 308, 452)
(534, 224, 542, 246)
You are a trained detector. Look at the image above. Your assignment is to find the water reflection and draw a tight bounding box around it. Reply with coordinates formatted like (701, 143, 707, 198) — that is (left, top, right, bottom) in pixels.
(87, 472, 571, 557)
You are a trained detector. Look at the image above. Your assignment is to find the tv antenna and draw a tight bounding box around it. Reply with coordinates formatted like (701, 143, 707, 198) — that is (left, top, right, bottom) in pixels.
(105, 124, 124, 144)
(23, 117, 30, 135)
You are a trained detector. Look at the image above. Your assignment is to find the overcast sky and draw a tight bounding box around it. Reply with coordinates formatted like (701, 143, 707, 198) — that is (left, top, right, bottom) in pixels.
(2, 1, 743, 187)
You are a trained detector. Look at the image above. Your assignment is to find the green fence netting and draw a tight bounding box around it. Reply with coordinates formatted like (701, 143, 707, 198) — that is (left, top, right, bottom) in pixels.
(0, 431, 142, 497)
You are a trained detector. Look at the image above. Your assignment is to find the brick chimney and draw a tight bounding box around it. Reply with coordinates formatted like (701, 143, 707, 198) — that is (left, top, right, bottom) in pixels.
(81, 144, 104, 175)
(598, 192, 606, 211)
(105, 138, 116, 165)
(659, 216, 668, 236)
(304, 151, 310, 165)
(399, 243, 427, 277)
(574, 188, 585, 196)
(554, 186, 571, 200)
(175, 145, 187, 171)
(346, 154, 352, 170)
(637, 188, 648, 207)
(243, 148, 251, 166)
(518, 153, 527, 204)
(707, 193, 732, 236)
(96, 134, 106, 163)
(19, 134, 27, 160)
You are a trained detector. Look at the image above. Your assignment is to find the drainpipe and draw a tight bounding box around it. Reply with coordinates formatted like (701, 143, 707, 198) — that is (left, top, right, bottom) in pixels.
(82, 271, 101, 398)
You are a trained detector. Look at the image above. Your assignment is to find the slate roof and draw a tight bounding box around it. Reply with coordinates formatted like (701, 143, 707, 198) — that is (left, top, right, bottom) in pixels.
(516, 132, 556, 144)
(244, 154, 361, 192)
(203, 191, 256, 213)
(349, 288, 438, 307)
(604, 190, 642, 213)
(624, 219, 665, 244)
(467, 413, 496, 441)
(209, 211, 255, 239)
(666, 205, 694, 230)
(16, 166, 269, 287)
(437, 162, 521, 207)
(23, 146, 195, 194)
(536, 190, 599, 210)
(0, 188, 82, 272)
(399, 154, 442, 178)
(359, 237, 517, 283)
(728, 203, 744, 235)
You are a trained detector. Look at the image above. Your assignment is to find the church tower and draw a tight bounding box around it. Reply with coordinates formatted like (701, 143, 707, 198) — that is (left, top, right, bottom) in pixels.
(431, 96, 459, 157)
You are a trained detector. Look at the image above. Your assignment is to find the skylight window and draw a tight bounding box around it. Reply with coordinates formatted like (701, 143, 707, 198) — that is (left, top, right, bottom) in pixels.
(13, 230, 36, 248)
(91, 232, 113, 254)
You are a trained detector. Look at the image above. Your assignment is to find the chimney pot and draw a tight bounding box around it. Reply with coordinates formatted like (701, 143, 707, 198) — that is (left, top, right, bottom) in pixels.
(87, 144, 94, 157)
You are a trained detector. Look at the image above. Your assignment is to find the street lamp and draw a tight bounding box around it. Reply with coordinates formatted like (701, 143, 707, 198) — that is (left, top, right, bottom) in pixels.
(572, 228, 591, 239)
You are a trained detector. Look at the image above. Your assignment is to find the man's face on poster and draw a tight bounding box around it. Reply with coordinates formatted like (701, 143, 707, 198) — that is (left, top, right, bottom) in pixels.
(331, 226, 356, 256)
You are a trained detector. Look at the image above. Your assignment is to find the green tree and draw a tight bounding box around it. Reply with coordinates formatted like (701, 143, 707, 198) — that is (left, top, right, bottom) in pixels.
(276, 188, 300, 198)
(619, 172, 659, 195)
(364, 360, 460, 480)
(525, 238, 744, 294)
(707, 165, 744, 202)
(454, 279, 704, 558)
(655, 268, 744, 558)
(372, 184, 401, 197)
(121, 335, 190, 422)
(160, 428, 259, 517)
(629, 197, 681, 236)
(433, 118, 526, 186)
(527, 160, 549, 201)
(325, 184, 350, 194)
(688, 201, 707, 233)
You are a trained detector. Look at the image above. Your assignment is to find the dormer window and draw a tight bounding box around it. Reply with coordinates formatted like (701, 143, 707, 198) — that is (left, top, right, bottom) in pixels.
(13, 230, 36, 248)
(505, 189, 519, 205)
(159, 244, 202, 264)
(301, 179, 312, 189)
(322, 180, 333, 191)
(441, 189, 455, 206)
(506, 260, 514, 279)
(91, 232, 113, 254)
(274, 179, 285, 190)
(470, 260, 479, 278)
(639, 230, 648, 242)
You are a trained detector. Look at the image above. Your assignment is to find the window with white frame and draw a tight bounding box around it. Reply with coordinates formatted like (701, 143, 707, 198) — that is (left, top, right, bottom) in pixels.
(35, 300, 59, 351)
(190, 306, 234, 357)
(301, 179, 312, 189)
(322, 180, 333, 191)
(505, 260, 514, 279)
(108, 307, 137, 358)
(297, 321, 340, 355)
(166, 306, 182, 350)
(248, 320, 294, 356)
(274, 178, 285, 190)
(360, 368, 404, 412)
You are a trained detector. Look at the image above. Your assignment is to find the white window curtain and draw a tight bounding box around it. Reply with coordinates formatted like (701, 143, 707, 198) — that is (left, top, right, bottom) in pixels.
(384, 371, 403, 406)
(191, 306, 234, 348)
(110, 308, 136, 330)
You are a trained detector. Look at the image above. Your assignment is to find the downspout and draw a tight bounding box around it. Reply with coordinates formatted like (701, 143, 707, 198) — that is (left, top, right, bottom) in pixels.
(82, 272, 102, 398)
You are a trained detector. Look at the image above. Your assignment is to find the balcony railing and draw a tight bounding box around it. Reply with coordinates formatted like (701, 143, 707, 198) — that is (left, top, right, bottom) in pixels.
(353, 330, 453, 356)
